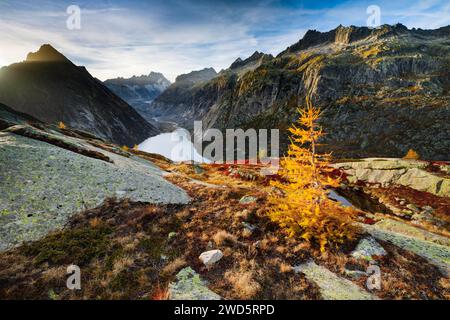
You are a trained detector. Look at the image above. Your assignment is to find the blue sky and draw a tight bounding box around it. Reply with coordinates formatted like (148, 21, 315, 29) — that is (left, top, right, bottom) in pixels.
(0, 0, 449, 81)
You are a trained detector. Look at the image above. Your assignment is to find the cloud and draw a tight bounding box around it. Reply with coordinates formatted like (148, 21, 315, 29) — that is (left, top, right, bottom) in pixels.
(0, 0, 448, 81)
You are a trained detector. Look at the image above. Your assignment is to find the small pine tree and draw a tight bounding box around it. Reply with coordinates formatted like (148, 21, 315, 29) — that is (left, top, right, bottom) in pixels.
(403, 149, 420, 160)
(58, 121, 66, 130)
(268, 97, 354, 252)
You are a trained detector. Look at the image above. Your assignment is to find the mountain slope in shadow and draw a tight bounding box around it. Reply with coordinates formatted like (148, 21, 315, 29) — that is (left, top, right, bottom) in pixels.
(0, 44, 159, 146)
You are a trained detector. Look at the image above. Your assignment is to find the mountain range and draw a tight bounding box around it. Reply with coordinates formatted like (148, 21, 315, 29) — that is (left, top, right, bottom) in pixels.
(104, 72, 171, 120)
(0, 44, 159, 146)
(0, 24, 448, 159)
(147, 24, 450, 160)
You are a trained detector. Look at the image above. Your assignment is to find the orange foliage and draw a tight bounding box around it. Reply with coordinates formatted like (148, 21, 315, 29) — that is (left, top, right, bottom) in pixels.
(268, 97, 355, 251)
(58, 121, 66, 129)
(151, 283, 168, 300)
(403, 149, 420, 160)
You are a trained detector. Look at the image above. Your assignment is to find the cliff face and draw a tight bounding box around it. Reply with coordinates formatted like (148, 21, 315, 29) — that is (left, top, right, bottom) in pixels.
(148, 24, 450, 160)
(0, 45, 159, 146)
(149, 67, 218, 127)
(104, 72, 171, 120)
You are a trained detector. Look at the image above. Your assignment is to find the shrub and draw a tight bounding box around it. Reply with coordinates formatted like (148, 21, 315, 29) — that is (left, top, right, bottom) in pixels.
(268, 97, 355, 252)
(58, 121, 66, 129)
(403, 149, 420, 160)
(213, 230, 237, 246)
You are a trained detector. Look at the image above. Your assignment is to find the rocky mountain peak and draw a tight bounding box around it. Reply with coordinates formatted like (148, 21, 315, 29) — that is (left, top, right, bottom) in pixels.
(25, 44, 70, 63)
(146, 71, 171, 85)
(1, 45, 159, 145)
(107, 72, 171, 87)
(281, 23, 411, 55)
(229, 51, 272, 69)
(175, 67, 217, 84)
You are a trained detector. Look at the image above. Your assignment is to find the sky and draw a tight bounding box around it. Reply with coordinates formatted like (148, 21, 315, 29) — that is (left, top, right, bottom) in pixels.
(0, 0, 449, 82)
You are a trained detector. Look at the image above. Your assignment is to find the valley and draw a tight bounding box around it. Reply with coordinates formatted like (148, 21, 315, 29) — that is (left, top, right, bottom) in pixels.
(0, 20, 448, 302)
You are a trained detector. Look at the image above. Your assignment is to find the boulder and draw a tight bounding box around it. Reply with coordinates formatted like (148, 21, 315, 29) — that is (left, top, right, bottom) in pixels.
(351, 237, 387, 261)
(199, 250, 223, 266)
(239, 196, 257, 204)
(333, 159, 449, 197)
(0, 131, 190, 252)
(293, 261, 376, 300)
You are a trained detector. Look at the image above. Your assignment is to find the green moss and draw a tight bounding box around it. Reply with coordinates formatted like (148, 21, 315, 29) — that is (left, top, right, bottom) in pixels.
(109, 269, 139, 292)
(139, 236, 166, 260)
(48, 289, 59, 300)
(21, 225, 112, 266)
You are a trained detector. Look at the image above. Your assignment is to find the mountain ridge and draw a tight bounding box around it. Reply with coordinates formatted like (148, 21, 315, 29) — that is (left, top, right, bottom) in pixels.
(148, 24, 450, 160)
(104, 71, 171, 121)
(0, 44, 159, 146)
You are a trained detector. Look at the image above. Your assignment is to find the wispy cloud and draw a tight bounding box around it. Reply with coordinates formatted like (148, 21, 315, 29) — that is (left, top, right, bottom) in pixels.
(0, 0, 448, 81)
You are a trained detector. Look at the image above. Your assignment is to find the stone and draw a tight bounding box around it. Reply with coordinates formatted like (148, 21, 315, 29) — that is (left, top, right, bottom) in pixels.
(360, 219, 450, 275)
(168, 232, 177, 240)
(293, 261, 376, 300)
(0, 132, 190, 252)
(332, 159, 449, 197)
(239, 195, 257, 204)
(199, 250, 223, 266)
(168, 267, 221, 300)
(242, 222, 257, 232)
(351, 237, 387, 261)
(344, 269, 368, 280)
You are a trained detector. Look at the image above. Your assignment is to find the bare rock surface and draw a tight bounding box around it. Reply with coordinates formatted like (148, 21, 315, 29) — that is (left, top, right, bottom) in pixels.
(293, 261, 377, 300)
(351, 236, 387, 261)
(360, 219, 450, 275)
(199, 250, 224, 266)
(333, 158, 449, 197)
(168, 267, 221, 300)
(0, 130, 190, 252)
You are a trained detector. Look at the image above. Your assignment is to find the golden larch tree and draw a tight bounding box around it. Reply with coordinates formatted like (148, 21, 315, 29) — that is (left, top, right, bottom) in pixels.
(268, 97, 355, 251)
(403, 149, 420, 160)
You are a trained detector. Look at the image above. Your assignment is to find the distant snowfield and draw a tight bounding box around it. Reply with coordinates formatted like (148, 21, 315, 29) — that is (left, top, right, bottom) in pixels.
(139, 129, 210, 163)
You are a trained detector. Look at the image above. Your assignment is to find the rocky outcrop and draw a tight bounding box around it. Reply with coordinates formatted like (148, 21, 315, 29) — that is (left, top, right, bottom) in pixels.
(360, 219, 450, 275)
(351, 237, 387, 261)
(293, 261, 377, 300)
(333, 158, 449, 197)
(168, 267, 221, 300)
(149, 68, 218, 127)
(0, 45, 159, 146)
(0, 122, 189, 252)
(148, 24, 450, 160)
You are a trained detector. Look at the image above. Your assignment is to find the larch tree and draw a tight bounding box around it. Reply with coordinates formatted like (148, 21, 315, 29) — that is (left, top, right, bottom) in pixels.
(268, 97, 355, 252)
